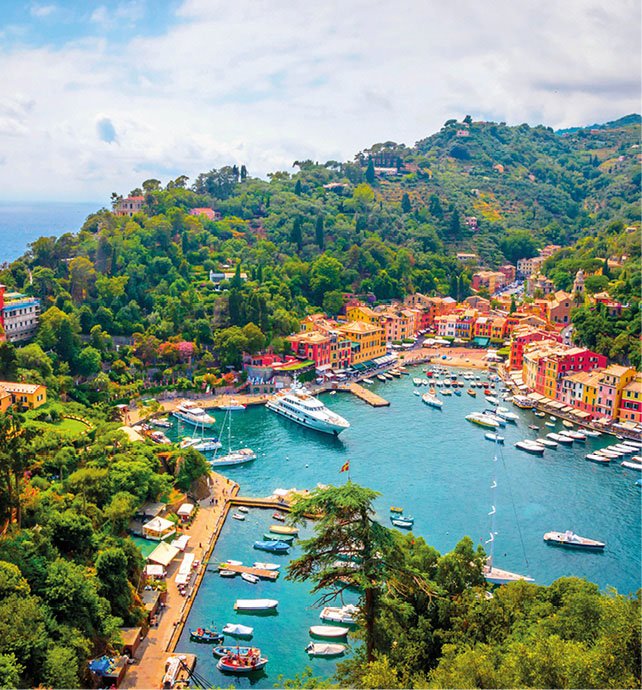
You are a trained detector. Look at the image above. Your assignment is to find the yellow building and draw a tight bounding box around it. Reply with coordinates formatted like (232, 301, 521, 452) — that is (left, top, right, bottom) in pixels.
(619, 375, 642, 423)
(337, 321, 386, 365)
(345, 304, 379, 325)
(0, 388, 11, 413)
(0, 382, 47, 409)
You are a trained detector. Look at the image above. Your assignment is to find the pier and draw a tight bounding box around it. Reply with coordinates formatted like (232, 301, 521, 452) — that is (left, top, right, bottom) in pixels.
(214, 563, 279, 580)
(341, 382, 390, 407)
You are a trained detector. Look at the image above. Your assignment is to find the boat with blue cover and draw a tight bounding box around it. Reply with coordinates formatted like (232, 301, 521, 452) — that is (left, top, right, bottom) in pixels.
(213, 645, 253, 657)
(189, 627, 224, 643)
(253, 540, 290, 553)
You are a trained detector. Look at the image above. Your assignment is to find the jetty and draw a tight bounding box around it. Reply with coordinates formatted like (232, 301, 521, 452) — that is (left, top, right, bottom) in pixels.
(341, 382, 390, 407)
(215, 563, 279, 580)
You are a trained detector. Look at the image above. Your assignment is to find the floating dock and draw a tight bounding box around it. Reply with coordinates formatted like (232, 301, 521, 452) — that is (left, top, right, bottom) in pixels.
(342, 383, 390, 407)
(215, 563, 279, 580)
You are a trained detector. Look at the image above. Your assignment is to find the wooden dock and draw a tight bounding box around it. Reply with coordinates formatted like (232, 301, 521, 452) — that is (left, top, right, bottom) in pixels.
(215, 563, 279, 580)
(342, 383, 390, 407)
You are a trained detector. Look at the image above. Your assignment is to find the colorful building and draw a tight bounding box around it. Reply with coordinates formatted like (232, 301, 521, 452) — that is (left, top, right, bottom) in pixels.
(0, 286, 41, 343)
(619, 376, 642, 423)
(594, 365, 637, 420)
(115, 195, 144, 216)
(337, 321, 385, 365)
(0, 382, 47, 409)
(508, 327, 560, 370)
(546, 290, 573, 325)
(287, 331, 332, 368)
(471, 271, 506, 294)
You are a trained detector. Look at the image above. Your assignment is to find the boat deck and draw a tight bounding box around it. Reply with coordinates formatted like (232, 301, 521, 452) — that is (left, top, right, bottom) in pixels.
(340, 383, 390, 407)
(215, 563, 279, 580)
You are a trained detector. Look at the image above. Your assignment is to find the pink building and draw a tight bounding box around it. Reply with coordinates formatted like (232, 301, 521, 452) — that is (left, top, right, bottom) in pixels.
(189, 207, 220, 221)
(499, 264, 516, 283)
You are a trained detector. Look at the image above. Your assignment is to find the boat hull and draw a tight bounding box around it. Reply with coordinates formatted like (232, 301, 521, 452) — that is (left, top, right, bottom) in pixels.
(266, 400, 349, 435)
(172, 410, 216, 428)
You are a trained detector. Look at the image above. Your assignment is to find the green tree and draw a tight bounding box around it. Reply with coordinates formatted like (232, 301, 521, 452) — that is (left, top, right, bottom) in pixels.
(175, 448, 209, 491)
(322, 290, 344, 315)
(0, 343, 17, 379)
(310, 255, 344, 304)
(75, 346, 102, 377)
(291, 217, 303, 251)
(365, 159, 375, 184)
(242, 322, 266, 354)
(315, 217, 325, 249)
(0, 653, 23, 689)
(401, 193, 411, 213)
(95, 547, 135, 620)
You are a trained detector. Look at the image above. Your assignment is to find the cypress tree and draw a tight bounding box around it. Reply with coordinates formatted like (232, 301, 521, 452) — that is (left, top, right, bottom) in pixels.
(291, 217, 302, 250)
(315, 217, 325, 249)
(401, 193, 411, 213)
(365, 159, 375, 184)
(294, 179, 302, 196)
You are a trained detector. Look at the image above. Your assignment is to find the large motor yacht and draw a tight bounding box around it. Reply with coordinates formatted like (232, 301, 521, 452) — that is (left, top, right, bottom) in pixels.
(266, 381, 350, 435)
(172, 400, 216, 428)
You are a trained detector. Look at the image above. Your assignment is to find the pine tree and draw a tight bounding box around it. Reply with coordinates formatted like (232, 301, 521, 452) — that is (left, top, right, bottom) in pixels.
(315, 217, 325, 249)
(240, 165, 247, 181)
(365, 159, 375, 184)
(449, 208, 461, 236)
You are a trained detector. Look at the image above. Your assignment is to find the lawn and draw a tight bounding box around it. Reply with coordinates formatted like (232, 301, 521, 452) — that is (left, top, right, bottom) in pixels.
(26, 416, 92, 438)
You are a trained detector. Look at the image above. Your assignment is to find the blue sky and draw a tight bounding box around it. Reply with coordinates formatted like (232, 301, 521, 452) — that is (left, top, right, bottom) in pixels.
(0, 0, 639, 201)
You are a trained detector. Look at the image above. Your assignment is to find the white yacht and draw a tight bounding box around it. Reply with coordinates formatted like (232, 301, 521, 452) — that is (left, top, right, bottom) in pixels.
(172, 400, 216, 429)
(266, 381, 350, 435)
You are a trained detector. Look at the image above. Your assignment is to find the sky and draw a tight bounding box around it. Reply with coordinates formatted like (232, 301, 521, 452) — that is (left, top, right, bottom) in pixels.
(0, 0, 640, 202)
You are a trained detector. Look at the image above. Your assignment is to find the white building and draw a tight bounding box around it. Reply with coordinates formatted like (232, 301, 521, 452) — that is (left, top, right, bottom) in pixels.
(1, 291, 40, 342)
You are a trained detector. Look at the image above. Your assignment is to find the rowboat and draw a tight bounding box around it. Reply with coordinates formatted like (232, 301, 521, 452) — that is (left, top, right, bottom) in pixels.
(543, 530, 605, 549)
(390, 506, 404, 514)
(263, 532, 294, 543)
(238, 506, 250, 513)
(309, 625, 349, 638)
(253, 562, 280, 570)
(562, 420, 574, 428)
(621, 460, 642, 471)
(241, 572, 259, 584)
(269, 525, 298, 535)
(585, 454, 610, 464)
(234, 599, 278, 611)
(305, 642, 346, 657)
(537, 438, 558, 448)
(220, 570, 237, 577)
(190, 627, 224, 643)
(467, 389, 477, 397)
(485, 432, 504, 443)
(391, 517, 414, 528)
(222, 623, 254, 636)
(232, 513, 245, 520)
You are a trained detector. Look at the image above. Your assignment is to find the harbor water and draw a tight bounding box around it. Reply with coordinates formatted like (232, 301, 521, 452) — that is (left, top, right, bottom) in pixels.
(171, 369, 641, 686)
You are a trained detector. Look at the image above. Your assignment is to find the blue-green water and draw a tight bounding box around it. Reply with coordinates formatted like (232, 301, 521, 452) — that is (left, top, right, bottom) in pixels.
(171, 370, 641, 687)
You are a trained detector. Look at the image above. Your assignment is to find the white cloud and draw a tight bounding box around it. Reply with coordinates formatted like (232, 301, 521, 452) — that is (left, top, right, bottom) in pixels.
(0, 0, 639, 201)
(30, 4, 57, 18)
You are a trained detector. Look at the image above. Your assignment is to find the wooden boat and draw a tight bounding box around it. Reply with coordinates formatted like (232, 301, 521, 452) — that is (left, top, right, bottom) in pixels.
(543, 530, 605, 549)
(534, 411, 546, 418)
(232, 513, 246, 520)
(377, 375, 386, 382)
(269, 524, 299, 535)
(253, 540, 289, 553)
(585, 454, 610, 464)
(272, 512, 285, 521)
(241, 572, 259, 584)
(190, 627, 224, 643)
(263, 532, 293, 543)
(562, 420, 574, 428)
(234, 599, 278, 611)
(467, 388, 477, 397)
(362, 378, 374, 385)
(306, 642, 346, 657)
(309, 625, 349, 638)
(621, 460, 642, 471)
(220, 569, 237, 577)
(213, 645, 253, 657)
(390, 506, 404, 514)
(217, 649, 268, 673)
(222, 623, 254, 636)
(391, 517, 413, 528)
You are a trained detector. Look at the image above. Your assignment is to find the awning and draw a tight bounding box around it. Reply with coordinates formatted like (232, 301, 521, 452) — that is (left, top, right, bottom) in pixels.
(148, 542, 180, 567)
(177, 503, 194, 517)
(178, 553, 195, 576)
(144, 564, 165, 577)
(316, 364, 332, 372)
(172, 535, 191, 551)
(528, 393, 545, 401)
(352, 363, 366, 371)
(143, 516, 174, 533)
(549, 401, 564, 409)
(574, 410, 591, 419)
(561, 406, 575, 413)
(175, 573, 190, 586)
(473, 337, 490, 347)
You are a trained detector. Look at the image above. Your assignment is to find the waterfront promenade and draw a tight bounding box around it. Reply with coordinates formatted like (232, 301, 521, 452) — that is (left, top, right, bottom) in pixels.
(125, 472, 238, 690)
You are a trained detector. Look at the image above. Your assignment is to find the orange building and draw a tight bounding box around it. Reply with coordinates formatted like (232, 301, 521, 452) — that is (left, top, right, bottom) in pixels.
(337, 321, 385, 365)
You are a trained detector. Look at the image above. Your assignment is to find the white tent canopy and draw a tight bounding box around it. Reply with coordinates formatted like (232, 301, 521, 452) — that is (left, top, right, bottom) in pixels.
(172, 534, 191, 551)
(143, 516, 174, 533)
(148, 541, 180, 567)
(178, 553, 195, 576)
(175, 573, 190, 585)
(144, 564, 166, 578)
(177, 503, 195, 518)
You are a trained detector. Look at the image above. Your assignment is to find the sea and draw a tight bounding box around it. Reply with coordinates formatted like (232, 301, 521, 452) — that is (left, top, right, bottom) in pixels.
(0, 202, 101, 263)
(165, 374, 641, 688)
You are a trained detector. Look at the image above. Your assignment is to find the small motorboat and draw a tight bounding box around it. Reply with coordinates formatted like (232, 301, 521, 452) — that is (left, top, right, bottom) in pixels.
(241, 573, 259, 584)
(534, 411, 545, 418)
(585, 454, 610, 464)
(222, 623, 254, 636)
(545, 422, 556, 428)
(422, 393, 443, 408)
(537, 438, 558, 448)
(485, 396, 500, 406)
(390, 506, 404, 514)
(272, 512, 286, 521)
(309, 625, 349, 638)
(581, 428, 601, 437)
(306, 642, 346, 657)
(232, 513, 246, 521)
(543, 530, 605, 549)
(222, 559, 242, 566)
(191, 437, 222, 451)
(550, 416, 556, 421)
(214, 645, 253, 657)
(453, 388, 461, 396)
(218, 399, 247, 411)
(238, 506, 250, 513)
(562, 420, 574, 429)
(413, 378, 422, 386)
(515, 440, 545, 455)
(467, 389, 477, 397)
(376, 374, 386, 382)
(362, 378, 374, 385)
(413, 390, 421, 396)
(485, 432, 505, 444)
(528, 425, 539, 431)
(391, 517, 414, 529)
(636, 478, 642, 487)
(190, 627, 224, 643)
(253, 562, 280, 571)
(547, 432, 573, 445)
(621, 460, 642, 471)
(320, 604, 359, 624)
(495, 407, 519, 422)
(234, 599, 278, 611)
(263, 532, 294, 543)
(269, 525, 299, 536)
(217, 649, 268, 673)
(595, 449, 620, 459)
(220, 570, 237, 578)
(561, 430, 586, 441)
(152, 417, 172, 428)
(466, 412, 499, 429)
(253, 540, 290, 553)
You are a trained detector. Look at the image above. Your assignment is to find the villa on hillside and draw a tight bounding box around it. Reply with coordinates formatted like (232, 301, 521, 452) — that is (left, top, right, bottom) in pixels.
(115, 196, 144, 217)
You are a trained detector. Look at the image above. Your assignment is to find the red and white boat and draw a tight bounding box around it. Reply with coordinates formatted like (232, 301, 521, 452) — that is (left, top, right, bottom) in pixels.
(216, 648, 268, 673)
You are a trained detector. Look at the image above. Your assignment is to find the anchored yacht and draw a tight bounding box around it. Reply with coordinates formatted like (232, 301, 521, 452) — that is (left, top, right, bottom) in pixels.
(267, 381, 349, 435)
(172, 400, 216, 428)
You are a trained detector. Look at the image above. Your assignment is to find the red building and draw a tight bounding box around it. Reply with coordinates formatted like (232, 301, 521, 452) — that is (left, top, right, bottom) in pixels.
(509, 327, 561, 370)
(287, 331, 332, 368)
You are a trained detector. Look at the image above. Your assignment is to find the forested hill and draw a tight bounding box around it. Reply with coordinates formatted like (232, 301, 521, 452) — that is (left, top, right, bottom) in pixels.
(0, 114, 639, 360)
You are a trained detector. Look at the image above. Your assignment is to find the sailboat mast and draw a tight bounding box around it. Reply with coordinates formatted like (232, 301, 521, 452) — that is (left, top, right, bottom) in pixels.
(486, 435, 499, 570)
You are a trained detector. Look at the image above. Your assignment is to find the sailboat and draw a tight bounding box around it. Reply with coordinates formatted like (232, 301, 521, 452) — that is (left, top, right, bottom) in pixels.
(484, 435, 535, 586)
(209, 407, 256, 468)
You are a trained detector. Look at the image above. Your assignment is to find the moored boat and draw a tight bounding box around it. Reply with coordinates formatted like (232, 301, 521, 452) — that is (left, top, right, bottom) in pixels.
(222, 623, 254, 636)
(537, 437, 558, 448)
(190, 627, 224, 643)
(306, 642, 346, 657)
(485, 432, 504, 443)
(320, 603, 359, 624)
(220, 569, 237, 577)
(213, 645, 253, 657)
(466, 412, 499, 429)
(234, 599, 278, 611)
(309, 625, 349, 638)
(253, 562, 280, 571)
(253, 540, 289, 553)
(391, 517, 414, 528)
(621, 460, 642, 471)
(241, 572, 259, 584)
(173, 400, 216, 428)
(422, 393, 443, 409)
(269, 524, 299, 535)
(585, 453, 610, 464)
(562, 420, 574, 428)
(218, 398, 246, 411)
(263, 532, 293, 543)
(232, 513, 245, 520)
(216, 649, 268, 673)
(547, 432, 573, 445)
(515, 440, 545, 455)
(543, 530, 605, 549)
(467, 388, 477, 397)
(272, 512, 285, 521)
(210, 447, 257, 468)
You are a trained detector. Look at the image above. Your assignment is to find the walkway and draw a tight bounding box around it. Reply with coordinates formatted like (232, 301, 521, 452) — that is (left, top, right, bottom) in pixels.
(341, 382, 390, 407)
(124, 472, 238, 690)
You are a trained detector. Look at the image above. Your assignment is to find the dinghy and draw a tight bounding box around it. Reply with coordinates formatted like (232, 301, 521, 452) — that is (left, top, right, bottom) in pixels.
(222, 623, 254, 636)
(309, 625, 349, 638)
(253, 562, 280, 571)
(269, 525, 298, 535)
(320, 604, 359, 624)
(189, 627, 224, 643)
(213, 645, 253, 657)
(234, 599, 278, 611)
(485, 432, 505, 443)
(241, 572, 259, 584)
(305, 642, 346, 657)
(216, 649, 268, 673)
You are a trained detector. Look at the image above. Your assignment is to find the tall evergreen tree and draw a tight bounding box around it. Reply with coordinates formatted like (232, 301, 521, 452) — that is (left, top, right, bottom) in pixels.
(365, 159, 375, 184)
(291, 217, 303, 251)
(401, 192, 412, 213)
(294, 179, 302, 196)
(315, 217, 325, 249)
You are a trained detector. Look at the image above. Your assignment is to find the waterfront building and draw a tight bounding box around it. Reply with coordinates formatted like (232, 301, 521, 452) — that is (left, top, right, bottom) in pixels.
(559, 370, 602, 416)
(0, 381, 47, 409)
(0, 285, 41, 342)
(594, 364, 637, 419)
(508, 327, 560, 370)
(336, 321, 385, 365)
(287, 331, 332, 368)
(115, 195, 144, 216)
(619, 375, 642, 423)
(499, 264, 516, 283)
